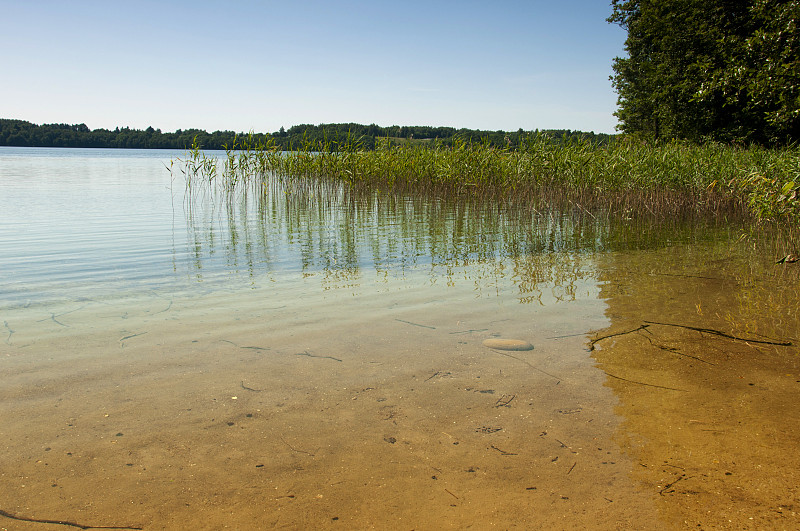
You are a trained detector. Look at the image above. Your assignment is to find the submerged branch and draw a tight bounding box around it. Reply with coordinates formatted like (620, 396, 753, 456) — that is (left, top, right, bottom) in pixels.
(601, 370, 687, 392)
(641, 335, 716, 365)
(588, 324, 650, 351)
(590, 321, 793, 353)
(490, 349, 561, 383)
(296, 350, 342, 362)
(0, 508, 142, 530)
(643, 321, 793, 346)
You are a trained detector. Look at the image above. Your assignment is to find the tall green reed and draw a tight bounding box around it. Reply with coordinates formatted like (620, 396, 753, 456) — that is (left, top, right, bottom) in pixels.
(171, 133, 800, 228)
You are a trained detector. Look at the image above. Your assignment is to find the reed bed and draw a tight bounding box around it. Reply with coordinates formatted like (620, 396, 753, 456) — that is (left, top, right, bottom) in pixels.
(172, 133, 800, 226)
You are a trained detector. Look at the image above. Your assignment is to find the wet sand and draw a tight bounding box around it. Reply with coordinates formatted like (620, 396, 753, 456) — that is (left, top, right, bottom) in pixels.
(4, 243, 797, 530)
(592, 247, 800, 529)
(1, 272, 662, 530)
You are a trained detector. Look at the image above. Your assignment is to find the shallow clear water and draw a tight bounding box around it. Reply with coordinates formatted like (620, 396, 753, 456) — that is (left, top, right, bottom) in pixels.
(0, 147, 605, 306)
(0, 147, 191, 303)
(1, 147, 798, 529)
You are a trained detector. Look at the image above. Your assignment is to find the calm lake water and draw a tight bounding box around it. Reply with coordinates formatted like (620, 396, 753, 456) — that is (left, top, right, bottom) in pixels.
(1, 146, 798, 529)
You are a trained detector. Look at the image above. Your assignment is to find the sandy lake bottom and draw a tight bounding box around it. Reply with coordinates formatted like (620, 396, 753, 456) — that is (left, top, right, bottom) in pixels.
(1, 148, 799, 529)
(2, 246, 798, 530)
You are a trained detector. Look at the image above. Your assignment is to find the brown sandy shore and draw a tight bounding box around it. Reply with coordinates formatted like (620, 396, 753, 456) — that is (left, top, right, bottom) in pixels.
(1, 275, 664, 530)
(591, 247, 800, 529)
(2, 246, 798, 530)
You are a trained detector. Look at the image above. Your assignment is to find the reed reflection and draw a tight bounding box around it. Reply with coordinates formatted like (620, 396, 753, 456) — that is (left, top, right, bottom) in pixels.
(181, 176, 612, 301)
(590, 229, 799, 528)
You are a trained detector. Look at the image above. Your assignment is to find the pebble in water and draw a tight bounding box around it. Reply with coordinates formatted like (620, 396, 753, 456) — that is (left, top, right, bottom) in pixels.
(482, 338, 534, 351)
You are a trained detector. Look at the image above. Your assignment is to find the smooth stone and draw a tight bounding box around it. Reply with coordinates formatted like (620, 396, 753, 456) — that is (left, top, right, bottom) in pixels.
(482, 338, 534, 351)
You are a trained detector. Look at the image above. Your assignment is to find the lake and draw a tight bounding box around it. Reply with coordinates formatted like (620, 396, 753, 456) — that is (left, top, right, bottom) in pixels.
(1, 146, 798, 529)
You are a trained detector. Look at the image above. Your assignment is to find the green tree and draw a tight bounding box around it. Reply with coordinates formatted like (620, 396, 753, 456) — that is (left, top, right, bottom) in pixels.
(696, 0, 800, 143)
(609, 0, 800, 144)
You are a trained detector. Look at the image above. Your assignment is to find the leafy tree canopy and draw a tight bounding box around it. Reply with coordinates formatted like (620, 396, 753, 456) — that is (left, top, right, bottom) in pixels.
(609, 0, 800, 144)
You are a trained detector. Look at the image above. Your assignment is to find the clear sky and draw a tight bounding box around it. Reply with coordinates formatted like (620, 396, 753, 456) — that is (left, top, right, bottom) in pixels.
(2, 1, 626, 134)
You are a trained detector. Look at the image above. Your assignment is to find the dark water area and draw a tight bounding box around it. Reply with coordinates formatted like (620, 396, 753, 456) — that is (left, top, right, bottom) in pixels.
(0, 147, 797, 529)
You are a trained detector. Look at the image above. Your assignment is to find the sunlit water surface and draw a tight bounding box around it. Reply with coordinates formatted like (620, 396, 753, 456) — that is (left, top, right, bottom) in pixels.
(0, 147, 797, 530)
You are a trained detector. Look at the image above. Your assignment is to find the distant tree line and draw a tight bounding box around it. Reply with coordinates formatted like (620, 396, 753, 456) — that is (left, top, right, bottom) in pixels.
(0, 119, 614, 151)
(0, 120, 260, 150)
(608, 0, 800, 145)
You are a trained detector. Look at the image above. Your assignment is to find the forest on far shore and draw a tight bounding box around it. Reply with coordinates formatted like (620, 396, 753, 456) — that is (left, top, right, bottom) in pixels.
(0, 119, 614, 151)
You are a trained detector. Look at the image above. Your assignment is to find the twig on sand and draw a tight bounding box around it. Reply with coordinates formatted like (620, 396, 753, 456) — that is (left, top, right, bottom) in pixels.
(241, 381, 263, 392)
(643, 320, 792, 346)
(490, 349, 561, 383)
(588, 324, 650, 351)
(0, 508, 142, 530)
(3, 320, 13, 344)
(602, 370, 686, 392)
(395, 318, 436, 330)
(296, 350, 342, 362)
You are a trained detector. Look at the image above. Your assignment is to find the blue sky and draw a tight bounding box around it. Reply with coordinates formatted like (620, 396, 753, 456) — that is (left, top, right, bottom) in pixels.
(2, 1, 626, 134)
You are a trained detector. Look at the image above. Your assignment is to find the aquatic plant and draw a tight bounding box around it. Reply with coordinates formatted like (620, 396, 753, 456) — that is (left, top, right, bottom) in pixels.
(171, 134, 800, 228)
